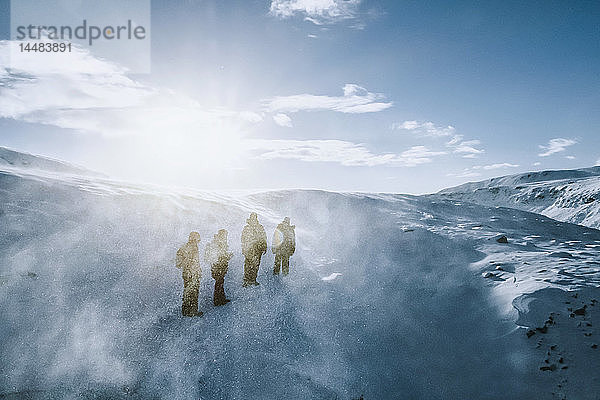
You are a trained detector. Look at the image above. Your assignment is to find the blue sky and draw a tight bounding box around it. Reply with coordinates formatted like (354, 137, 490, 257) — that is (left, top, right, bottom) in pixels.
(1, 0, 599, 193)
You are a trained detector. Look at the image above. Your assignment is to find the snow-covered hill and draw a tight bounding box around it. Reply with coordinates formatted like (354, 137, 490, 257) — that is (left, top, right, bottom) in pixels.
(438, 167, 600, 229)
(0, 146, 97, 177)
(1, 151, 600, 399)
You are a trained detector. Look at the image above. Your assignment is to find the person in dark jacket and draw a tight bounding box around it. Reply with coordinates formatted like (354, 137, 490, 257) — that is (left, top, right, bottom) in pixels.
(176, 231, 203, 317)
(205, 229, 234, 306)
(272, 217, 295, 276)
(241, 212, 267, 287)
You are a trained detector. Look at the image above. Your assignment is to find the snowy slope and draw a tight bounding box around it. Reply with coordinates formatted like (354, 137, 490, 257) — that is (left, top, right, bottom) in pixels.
(438, 167, 600, 229)
(0, 146, 97, 177)
(1, 152, 600, 399)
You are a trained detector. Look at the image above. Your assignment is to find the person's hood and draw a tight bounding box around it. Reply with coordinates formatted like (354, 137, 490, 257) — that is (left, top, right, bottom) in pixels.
(247, 212, 259, 224)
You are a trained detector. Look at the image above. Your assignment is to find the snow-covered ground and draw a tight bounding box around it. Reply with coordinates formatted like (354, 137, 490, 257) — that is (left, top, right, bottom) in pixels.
(438, 167, 600, 229)
(1, 148, 599, 399)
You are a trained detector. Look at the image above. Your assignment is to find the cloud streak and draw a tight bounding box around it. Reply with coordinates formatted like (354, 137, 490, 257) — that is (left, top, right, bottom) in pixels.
(249, 139, 445, 167)
(538, 138, 577, 157)
(447, 170, 482, 179)
(393, 121, 456, 137)
(394, 120, 485, 158)
(452, 139, 484, 158)
(449, 162, 519, 179)
(263, 84, 392, 114)
(472, 163, 520, 170)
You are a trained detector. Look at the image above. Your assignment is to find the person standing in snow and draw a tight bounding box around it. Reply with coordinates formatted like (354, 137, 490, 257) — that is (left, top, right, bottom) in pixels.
(272, 217, 295, 276)
(205, 229, 234, 306)
(176, 231, 203, 317)
(241, 212, 267, 287)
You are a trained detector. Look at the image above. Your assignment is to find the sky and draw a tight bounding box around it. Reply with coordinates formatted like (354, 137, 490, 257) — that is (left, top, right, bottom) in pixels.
(0, 0, 599, 194)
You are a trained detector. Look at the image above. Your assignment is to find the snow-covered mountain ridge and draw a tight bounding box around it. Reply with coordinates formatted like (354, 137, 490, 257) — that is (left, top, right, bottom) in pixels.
(438, 167, 600, 229)
(1, 150, 600, 399)
(0, 146, 99, 177)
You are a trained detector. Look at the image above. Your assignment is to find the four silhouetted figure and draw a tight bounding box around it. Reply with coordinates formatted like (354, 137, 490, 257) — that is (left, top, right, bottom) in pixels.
(241, 212, 267, 287)
(176, 214, 296, 314)
(205, 229, 234, 306)
(272, 217, 296, 276)
(176, 231, 203, 317)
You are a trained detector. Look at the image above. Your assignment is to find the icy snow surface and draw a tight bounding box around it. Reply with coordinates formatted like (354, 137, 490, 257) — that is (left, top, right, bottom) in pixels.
(1, 151, 600, 399)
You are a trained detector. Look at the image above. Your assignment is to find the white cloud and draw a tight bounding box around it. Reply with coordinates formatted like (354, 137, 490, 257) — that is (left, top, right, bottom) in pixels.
(264, 84, 392, 114)
(452, 139, 484, 158)
(272, 113, 293, 128)
(446, 134, 463, 146)
(538, 138, 577, 157)
(533, 162, 541, 166)
(453, 163, 519, 178)
(399, 146, 447, 166)
(472, 163, 519, 170)
(238, 111, 264, 123)
(393, 121, 456, 137)
(269, 0, 361, 24)
(249, 140, 445, 167)
(0, 40, 262, 137)
(394, 120, 484, 159)
(304, 17, 323, 25)
(565, 155, 576, 160)
(447, 169, 482, 179)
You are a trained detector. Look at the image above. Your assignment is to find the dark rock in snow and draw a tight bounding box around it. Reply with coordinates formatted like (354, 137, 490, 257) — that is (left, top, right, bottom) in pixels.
(574, 306, 586, 316)
(496, 235, 508, 243)
(536, 326, 548, 334)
